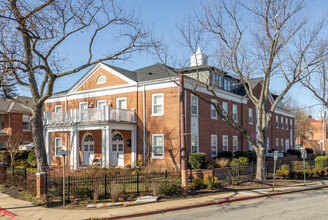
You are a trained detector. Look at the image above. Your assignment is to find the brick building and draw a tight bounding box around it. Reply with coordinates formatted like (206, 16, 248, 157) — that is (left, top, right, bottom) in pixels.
(0, 96, 34, 148)
(44, 49, 294, 169)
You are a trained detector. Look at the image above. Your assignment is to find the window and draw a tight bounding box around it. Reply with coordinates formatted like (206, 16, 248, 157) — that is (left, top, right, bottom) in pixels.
(227, 81, 231, 91)
(286, 139, 290, 151)
(211, 74, 218, 86)
(281, 117, 284, 129)
(224, 79, 228, 90)
(222, 135, 228, 151)
(211, 135, 217, 157)
(222, 102, 228, 120)
(22, 115, 30, 131)
(152, 134, 164, 159)
(276, 116, 279, 128)
(276, 138, 279, 152)
(79, 102, 88, 110)
(281, 138, 284, 152)
(286, 118, 288, 129)
(249, 143, 253, 151)
(191, 94, 198, 116)
(55, 137, 62, 157)
(116, 97, 127, 109)
(96, 75, 106, 84)
(210, 99, 217, 119)
(55, 105, 62, 113)
(152, 93, 164, 116)
(0, 114, 4, 130)
(232, 136, 238, 152)
(97, 100, 106, 109)
(219, 76, 223, 87)
(290, 119, 293, 129)
(232, 105, 238, 122)
(249, 108, 253, 124)
(191, 135, 198, 153)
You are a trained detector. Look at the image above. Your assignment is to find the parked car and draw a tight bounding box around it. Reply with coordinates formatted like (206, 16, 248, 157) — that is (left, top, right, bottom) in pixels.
(19, 143, 34, 151)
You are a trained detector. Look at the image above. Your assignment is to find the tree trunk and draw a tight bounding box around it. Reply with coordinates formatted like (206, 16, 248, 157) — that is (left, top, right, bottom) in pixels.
(31, 105, 48, 172)
(255, 146, 266, 181)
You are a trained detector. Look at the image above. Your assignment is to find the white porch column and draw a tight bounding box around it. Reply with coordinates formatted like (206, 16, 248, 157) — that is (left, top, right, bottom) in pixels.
(131, 125, 137, 167)
(101, 128, 106, 168)
(105, 126, 112, 168)
(44, 130, 51, 168)
(70, 128, 79, 170)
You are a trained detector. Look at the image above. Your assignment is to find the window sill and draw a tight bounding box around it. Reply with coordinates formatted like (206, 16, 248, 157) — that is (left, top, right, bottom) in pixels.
(152, 156, 164, 160)
(22, 130, 31, 132)
(151, 113, 164, 117)
(211, 117, 218, 120)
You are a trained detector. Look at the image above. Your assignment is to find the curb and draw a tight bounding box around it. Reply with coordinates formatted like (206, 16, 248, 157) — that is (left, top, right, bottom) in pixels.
(89, 185, 328, 220)
(0, 206, 17, 218)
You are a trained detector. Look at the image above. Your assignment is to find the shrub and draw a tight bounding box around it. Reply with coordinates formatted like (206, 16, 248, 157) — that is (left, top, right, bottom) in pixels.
(230, 157, 248, 176)
(305, 148, 314, 154)
(188, 153, 207, 169)
(234, 151, 248, 159)
(226, 176, 239, 185)
(276, 170, 289, 178)
(27, 150, 36, 167)
(77, 185, 93, 199)
(280, 164, 290, 172)
(314, 156, 328, 169)
(159, 179, 181, 195)
(324, 167, 328, 175)
(204, 177, 219, 190)
(287, 149, 301, 158)
(247, 151, 257, 163)
(191, 178, 206, 190)
(110, 181, 120, 202)
(292, 161, 310, 170)
(207, 158, 230, 169)
(218, 151, 233, 159)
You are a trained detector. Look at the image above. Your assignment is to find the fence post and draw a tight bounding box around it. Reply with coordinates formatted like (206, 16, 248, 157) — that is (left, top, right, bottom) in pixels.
(67, 176, 70, 204)
(136, 172, 139, 195)
(23, 168, 27, 180)
(104, 174, 107, 199)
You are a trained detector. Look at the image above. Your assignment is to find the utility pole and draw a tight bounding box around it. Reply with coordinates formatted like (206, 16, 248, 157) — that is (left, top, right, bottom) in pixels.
(323, 105, 326, 156)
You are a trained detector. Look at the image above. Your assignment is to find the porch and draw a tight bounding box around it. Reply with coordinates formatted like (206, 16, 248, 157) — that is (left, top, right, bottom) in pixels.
(44, 123, 137, 170)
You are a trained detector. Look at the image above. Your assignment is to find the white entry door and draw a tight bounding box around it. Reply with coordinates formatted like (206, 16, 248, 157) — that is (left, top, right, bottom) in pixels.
(111, 132, 124, 167)
(82, 134, 94, 165)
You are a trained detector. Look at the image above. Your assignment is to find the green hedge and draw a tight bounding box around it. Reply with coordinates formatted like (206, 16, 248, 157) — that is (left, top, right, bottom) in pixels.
(188, 153, 207, 169)
(218, 151, 233, 159)
(314, 156, 328, 169)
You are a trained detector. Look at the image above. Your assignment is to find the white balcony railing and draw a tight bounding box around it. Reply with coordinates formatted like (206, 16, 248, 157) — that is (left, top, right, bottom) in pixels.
(44, 106, 135, 126)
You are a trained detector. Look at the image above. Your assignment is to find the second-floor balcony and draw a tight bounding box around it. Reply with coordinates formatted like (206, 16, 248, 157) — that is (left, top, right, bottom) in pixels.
(44, 106, 135, 126)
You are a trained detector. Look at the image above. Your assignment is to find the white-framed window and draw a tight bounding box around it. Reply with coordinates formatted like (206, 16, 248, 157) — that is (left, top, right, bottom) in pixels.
(290, 119, 293, 129)
(227, 81, 231, 91)
(55, 137, 63, 157)
(152, 134, 164, 159)
(96, 75, 106, 84)
(281, 138, 284, 152)
(55, 105, 62, 113)
(191, 94, 198, 116)
(210, 99, 217, 119)
(276, 116, 279, 128)
(232, 136, 238, 152)
(22, 115, 31, 131)
(211, 135, 217, 157)
(232, 104, 238, 122)
(249, 108, 253, 124)
(152, 93, 164, 116)
(97, 100, 106, 109)
(222, 102, 228, 120)
(281, 117, 284, 129)
(219, 76, 223, 87)
(0, 114, 4, 130)
(224, 79, 227, 90)
(79, 101, 88, 110)
(116, 97, 127, 109)
(222, 135, 228, 151)
(286, 118, 288, 129)
(286, 139, 289, 151)
(191, 135, 198, 153)
(276, 138, 279, 152)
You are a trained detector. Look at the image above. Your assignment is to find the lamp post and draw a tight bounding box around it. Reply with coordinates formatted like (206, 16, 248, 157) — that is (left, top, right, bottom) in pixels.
(59, 150, 70, 206)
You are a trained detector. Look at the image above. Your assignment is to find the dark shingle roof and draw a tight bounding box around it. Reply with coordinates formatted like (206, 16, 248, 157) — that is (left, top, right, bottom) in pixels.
(0, 96, 33, 113)
(102, 63, 137, 82)
(134, 63, 177, 81)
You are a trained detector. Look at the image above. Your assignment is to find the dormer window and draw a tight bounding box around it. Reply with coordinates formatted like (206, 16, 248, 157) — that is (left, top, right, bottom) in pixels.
(97, 75, 106, 85)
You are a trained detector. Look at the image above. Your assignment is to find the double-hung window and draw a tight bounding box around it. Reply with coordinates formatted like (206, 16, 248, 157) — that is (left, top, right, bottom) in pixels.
(232, 104, 238, 122)
(281, 138, 284, 152)
(224, 79, 228, 90)
(211, 99, 217, 119)
(152, 134, 164, 159)
(276, 138, 279, 152)
(232, 136, 238, 152)
(249, 108, 253, 124)
(281, 117, 284, 129)
(55, 137, 63, 157)
(222, 102, 228, 120)
(286, 118, 288, 129)
(286, 139, 289, 151)
(22, 115, 31, 131)
(191, 135, 198, 153)
(97, 100, 106, 109)
(152, 93, 164, 116)
(0, 114, 4, 130)
(191, 94, 198, 116)
(55, 105, 62, 113)
(211, 135, 217, 157)
(222, 135, 228, 151)
(276, 116, 279, 128)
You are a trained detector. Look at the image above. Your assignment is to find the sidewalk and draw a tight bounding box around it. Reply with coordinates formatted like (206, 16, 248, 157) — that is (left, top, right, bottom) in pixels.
(1, 180, 328, 220)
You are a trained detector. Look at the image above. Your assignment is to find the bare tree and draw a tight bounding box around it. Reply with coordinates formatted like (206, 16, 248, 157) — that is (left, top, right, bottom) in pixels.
(155, 0, 328, 181)
(5, 131, 23, 166)
(0, 0, 153, 172)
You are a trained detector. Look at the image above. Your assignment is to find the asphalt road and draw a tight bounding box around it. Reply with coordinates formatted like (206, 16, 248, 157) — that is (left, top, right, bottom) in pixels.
(137, 188, 328, 220)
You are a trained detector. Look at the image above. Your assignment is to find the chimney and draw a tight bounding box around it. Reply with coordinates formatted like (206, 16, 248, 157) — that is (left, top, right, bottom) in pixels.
(190, 47, 208, 67)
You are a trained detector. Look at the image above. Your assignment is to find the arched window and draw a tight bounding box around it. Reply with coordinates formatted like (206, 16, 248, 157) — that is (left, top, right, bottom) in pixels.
(97, 75, 106, 84)
(112, 133, 123, 141)
(84, 134, 94, 142)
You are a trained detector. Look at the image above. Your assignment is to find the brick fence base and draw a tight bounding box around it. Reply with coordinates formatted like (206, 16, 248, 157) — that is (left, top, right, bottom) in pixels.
(36, 172, 47, 199)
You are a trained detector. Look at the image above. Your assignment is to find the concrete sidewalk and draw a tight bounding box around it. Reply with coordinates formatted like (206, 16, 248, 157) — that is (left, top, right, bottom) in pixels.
(1, 180, 328, 220)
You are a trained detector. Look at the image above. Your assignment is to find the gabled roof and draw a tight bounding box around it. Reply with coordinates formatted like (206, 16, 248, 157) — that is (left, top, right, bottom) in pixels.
(0, 96, 33, 114)
(134, 63, 177, 81)
(102, 63, 138, 82)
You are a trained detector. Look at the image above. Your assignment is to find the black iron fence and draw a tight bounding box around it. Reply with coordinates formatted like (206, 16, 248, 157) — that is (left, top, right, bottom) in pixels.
(3, 166, 36, 196)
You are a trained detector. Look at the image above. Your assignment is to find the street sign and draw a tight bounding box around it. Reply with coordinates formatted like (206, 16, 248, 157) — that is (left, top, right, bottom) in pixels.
(59, 150, 71, 156)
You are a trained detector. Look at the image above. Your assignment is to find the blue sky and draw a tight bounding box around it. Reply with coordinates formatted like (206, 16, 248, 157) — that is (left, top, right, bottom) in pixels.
(16, 0, 328, 118)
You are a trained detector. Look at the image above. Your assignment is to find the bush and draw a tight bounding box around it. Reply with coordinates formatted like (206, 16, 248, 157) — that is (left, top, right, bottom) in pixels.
(314, 156, 328, 169)
(324, 167, 328, 175)
(247, 151, 257, 163)
(286, 149, 301, 158)
(276, 170, 289, 178)
(292, 161, 310, 170)
(204, 177, 219, 190)
(191, 178, 206, 190)
(280, 164, 290, 172)
(305, 148, 314, 154)
(188, 153, 207, 169)
(207, 158, 230, 169)
(27, 150, 36, 167)
(230, 157, 248, 176)
(234, 151, 248, 158)
(218, 151, 233, 159)
(159, 180, 181, 195)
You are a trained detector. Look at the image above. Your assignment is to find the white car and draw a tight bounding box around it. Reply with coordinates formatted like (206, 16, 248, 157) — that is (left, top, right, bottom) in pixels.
(19, 143, 34, 151)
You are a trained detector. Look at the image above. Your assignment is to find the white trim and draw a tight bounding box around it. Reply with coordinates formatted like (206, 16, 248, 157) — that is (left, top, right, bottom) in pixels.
(248, 108, 253, 125)
(232, 104, 238, 122)
(96, 75, 106, 85)
(22, 114, 31, 132)
(116, 97, 127, 109)
(275, 108, 295, 118)
(210, 99, 217, 119)
(151, 93, 164, 116)
(97, 99, 106, 108)
(152, 133, 164, 159)
(81, 132, 95, 165)
(222, 135, 228, 151)
(55, 105, 62, 112)
(79, 101, 88, 110)
(54, 137, 63, 157)
(211, 134, 217, 157)
(191, 94, 198, 116)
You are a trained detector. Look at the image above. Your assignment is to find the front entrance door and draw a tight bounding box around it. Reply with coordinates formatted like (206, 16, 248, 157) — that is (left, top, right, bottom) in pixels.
(82, 134, 94, 165)
(111, 132, 124, 167)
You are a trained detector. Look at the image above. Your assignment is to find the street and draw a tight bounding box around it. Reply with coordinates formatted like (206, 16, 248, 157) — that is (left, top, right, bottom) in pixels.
(138, 188, 328, 220)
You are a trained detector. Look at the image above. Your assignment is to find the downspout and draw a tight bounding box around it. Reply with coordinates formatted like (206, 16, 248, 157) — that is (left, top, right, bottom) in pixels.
(143, 85, 146, 163)
(180, 75, 188, 192)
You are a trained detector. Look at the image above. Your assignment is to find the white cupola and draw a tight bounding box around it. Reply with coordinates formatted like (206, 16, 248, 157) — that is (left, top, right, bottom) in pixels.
(190, 47, 208, 67)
